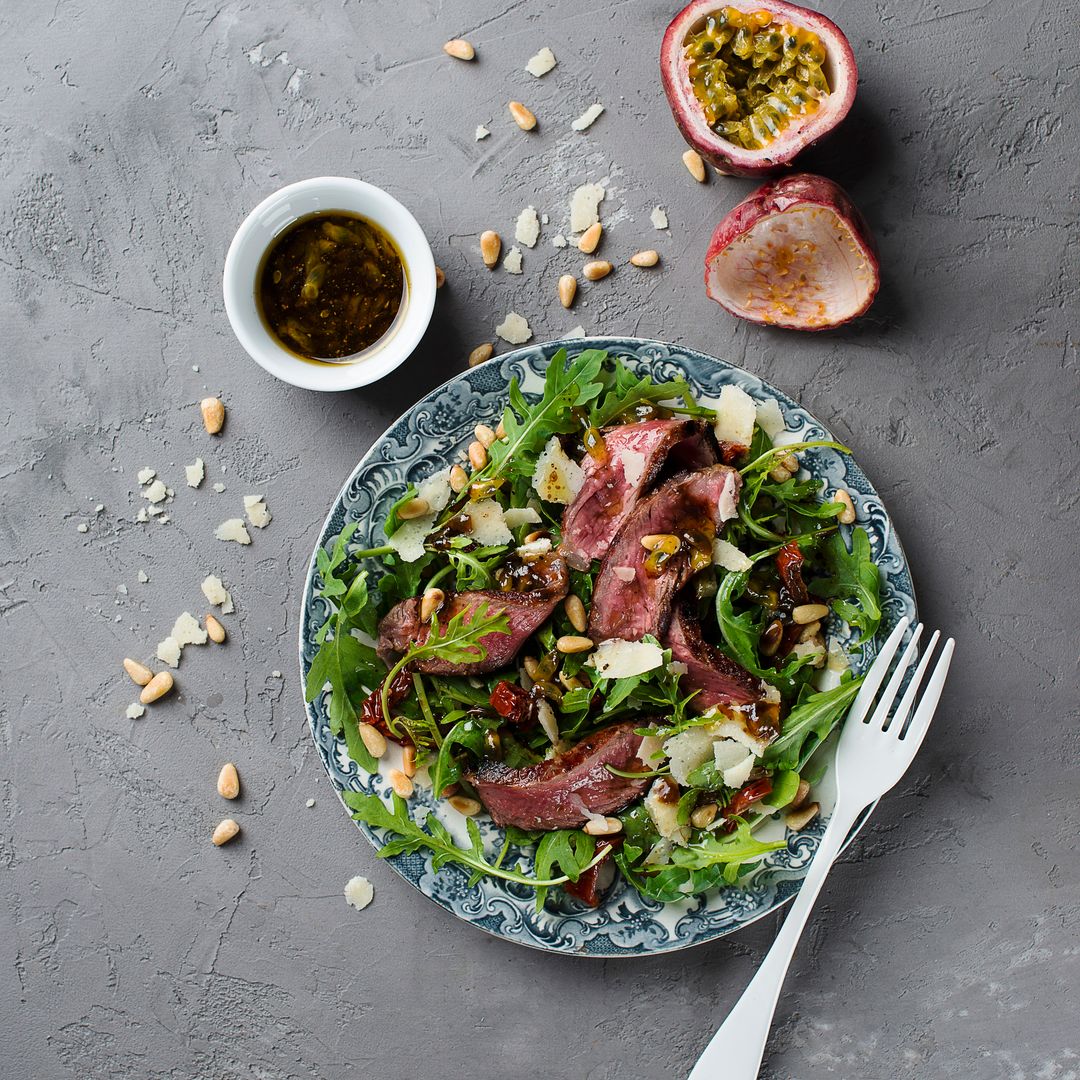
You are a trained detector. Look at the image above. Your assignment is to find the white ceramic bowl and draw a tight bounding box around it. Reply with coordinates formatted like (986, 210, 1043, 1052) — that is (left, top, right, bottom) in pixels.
(223, 177, 436, 391)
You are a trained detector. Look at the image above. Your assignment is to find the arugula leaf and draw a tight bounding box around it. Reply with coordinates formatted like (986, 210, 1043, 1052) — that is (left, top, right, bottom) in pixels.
(589, 362, 709, 428)
(762, 677, 864, 771)
(808, 528, 882, 643)
(533, 830, 597, 909)
(345, 791, 610, 890)
(430, 715, 493, 797)
(383, 484, 419, 539)
(314, 521, 359, 604)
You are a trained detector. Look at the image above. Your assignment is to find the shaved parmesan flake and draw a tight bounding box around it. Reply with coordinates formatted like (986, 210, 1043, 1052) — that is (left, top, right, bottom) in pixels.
(502, 246, 523, 274)
(136, 507, 148, 523)
(215, 518, 251, 545)
(570, 183, 605, 233)
(144, 479, 168, 503)
(417, 469, 453, 514)
(525, 46, 557, 77)
(386, 520, 428, 563)
(503, 507, 541, 528)
(137, 467, 156, 485)
(185, 458, 205, 488)
(462, 499, 512, 546)
(755, 398, 786, 440)
(571, 103, 604, 131)
(171, 611, 207, 647)
(516, 538, 552, 556)
(515, 206, 540, 248)
(650, 206, 669, 230)
(212, 482, 226, 493)
(664, 726, 717, 785)
(645, 780, 689, 845)
(827, 643, 850, 674)
(125, 702, 145, 720)
(77, 523, 89, 533)
(475, 124, 490, 140)
(710, 714, 773, 757)
(564, 325, 586, 339)
(495, 311, 532, 345)
(612, 565, 635, 582)
(551, 234, 567, 248)
(536, 699, 559, 744)
(201, 574, 234, 614)
(532, 437, 584, 504)
(589, 638, 664, 680)
(156, 636, 182, 668)
(343, 875, 374, 911)
(714, 384, 756, 448)
(137, 570, 149, 583)
(713, 738, 755, 788)
(790, 640, 826, 667)
(713, 537, 753, 572)
(620, 449, 646, 488)
(244, 495, 272, 528)
(147, 504, 163, 517)
(637, 728, 665, 766)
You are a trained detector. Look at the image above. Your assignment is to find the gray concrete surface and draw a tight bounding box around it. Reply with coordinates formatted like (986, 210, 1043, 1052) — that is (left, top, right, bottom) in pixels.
(1, 1, 1077, 1077)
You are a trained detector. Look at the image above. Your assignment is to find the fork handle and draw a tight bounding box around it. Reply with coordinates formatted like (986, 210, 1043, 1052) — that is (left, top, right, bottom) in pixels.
(687, 804, 860, 1080)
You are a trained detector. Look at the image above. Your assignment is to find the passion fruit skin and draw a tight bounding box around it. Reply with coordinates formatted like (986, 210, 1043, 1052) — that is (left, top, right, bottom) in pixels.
(704, 173, 880, 330)
(661, 0, 858, 178)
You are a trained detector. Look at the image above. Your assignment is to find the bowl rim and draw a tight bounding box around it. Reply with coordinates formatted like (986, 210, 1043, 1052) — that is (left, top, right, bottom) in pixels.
(222, 176, 436, 392)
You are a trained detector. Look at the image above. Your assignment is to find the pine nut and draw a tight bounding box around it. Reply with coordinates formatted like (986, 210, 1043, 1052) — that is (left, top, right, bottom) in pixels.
(640, 533, 679, 553)
(785, 801, 820, 831)
(217, 762, 240, 800)
(359, 723, 387, 759)
(690, 803, 718, 829)
(682, 148, 707, 182)
(139, 671, 174, 704)
(495, 419, 506, 440)
(558, 274, 577, 309)
(583, 816, 622, 836)
(582, 260, 612, 281)
(835, 488, 856, 524)
(798, 619, 822, 642)
(388, 769, 414, 798)
(123, 658, 153, 686)
(768, 465, 792, 483)
(577, 222, 602, 254)
(556, 635, 593, 654)
(474, 423, 496, 448)
(480, 230, 501, 268)
(443, 38, 475, 60)
(205, 614, 226, 643)
(523, 529, 548, 544)
(420, 587, 445, 623)
(523, 656, 542, 681)
(508, 101, 537, 130)
(212, 818, 240, 846)
(564, 594, 587, 633)
(402, 744, 417, 778)
(397, 496, 430, 521)
(792, 603, 829, 625)
(449, 464, 469, 492)
(790, 779, 812, 811)
(468, 440, 488, 470)
(449, 795, 482, 816)
(468, 342, 494, 367)
(200, 397, 225, 435)
(559, 672, 584, 691)
(435, 265, 446, 288)
(630, 249, 660, 267)
(780, 452, 799, 472)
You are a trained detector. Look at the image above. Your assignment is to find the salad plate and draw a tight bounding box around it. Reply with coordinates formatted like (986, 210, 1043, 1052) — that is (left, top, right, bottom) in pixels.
(299, 336, 915, 957)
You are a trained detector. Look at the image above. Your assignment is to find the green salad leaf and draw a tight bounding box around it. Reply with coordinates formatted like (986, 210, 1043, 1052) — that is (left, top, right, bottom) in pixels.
(762, 677, 864, 771)
(808, 528, 882, 643)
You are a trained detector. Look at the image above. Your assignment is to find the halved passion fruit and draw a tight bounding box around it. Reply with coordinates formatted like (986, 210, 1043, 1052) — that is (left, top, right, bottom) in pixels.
(661, 0, 857, 177)
(704, 173, 879, 330)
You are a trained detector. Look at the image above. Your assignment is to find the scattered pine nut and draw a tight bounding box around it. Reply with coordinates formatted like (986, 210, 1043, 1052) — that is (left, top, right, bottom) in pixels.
(388, 769, 414, 798)
(420, 587, 445, 623)
(785, 802, 820, 831)
(630, 250, 660, 267)
(139, 670, 174, 704)
(690, 803, 718, 829)
(212, 818, 241, 846)
(792, 603, 829, 625)
(468, 440, 488, 470)
(443, 38, 475, 60)
(200, 397, 225, 435)
(790, 779, 812, 810)
(402, 745, 417, 779)
(205, 614, 226, 643)
(217, 762, 241, 800)
(558, 274, 577, 309)
(448, 795, 482, 816)
(523, 656, 542, 681)
(780, 452, 799, 472)
(583, 816, 622, 836)
(495, 419, 506, 440)
(123, 658, 153, 686)
(682, 148, 707, 182)
(469, 342, 494, 367)
(577, 222, 602, 254)
(835, 488, 856, 524)
(582, 260, 612, 281)
(449, 464, 469, 492)
(556, 634, 593, 654)
(508, 101, 537, 130)
(435, 265, 446, 288)
(564, 594, 587, 633)
(640, 533, 678, 551)
(523, 529, 548, 544)
(798, 619, 822, 643)
(359, 724, 387, 759)
(480, 230, 501, 268)
(768, 465, 792, 483)
(397, 496, 430, 521)
(474, 423, 496, 448)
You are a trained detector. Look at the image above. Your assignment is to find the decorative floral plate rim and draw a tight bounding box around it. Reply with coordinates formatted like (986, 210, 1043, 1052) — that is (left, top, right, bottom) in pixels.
(299, 336, 917, 957)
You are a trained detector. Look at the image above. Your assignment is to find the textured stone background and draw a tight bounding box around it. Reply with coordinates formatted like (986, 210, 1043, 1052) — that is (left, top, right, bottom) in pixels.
(1, 1, 1077, 1077)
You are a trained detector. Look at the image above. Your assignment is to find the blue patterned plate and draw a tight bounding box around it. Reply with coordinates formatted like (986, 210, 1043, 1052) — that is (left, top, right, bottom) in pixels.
(299, 337, 916, 956)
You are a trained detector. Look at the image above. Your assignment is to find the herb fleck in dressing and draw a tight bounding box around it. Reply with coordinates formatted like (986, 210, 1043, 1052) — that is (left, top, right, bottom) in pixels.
(257, 211, 406, 362)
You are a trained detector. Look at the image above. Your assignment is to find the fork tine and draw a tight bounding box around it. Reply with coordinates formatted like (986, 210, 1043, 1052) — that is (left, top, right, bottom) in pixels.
(847, 616, 910, 726)
(899, 637, 954, 746)
(891, 629, 941, 737)
(875, 623, 924, 731)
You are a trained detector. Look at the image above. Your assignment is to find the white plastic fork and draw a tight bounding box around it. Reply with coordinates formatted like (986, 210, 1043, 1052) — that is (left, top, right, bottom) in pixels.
(688, 617, 955, 1080)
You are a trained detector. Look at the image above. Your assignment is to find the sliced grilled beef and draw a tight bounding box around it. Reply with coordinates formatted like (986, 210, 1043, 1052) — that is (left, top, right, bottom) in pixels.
(376, 553, 569, 676)
(664, 599, 765, 709)
(561, 419, 718, 570)
(466, 720, 650, 830)
(587, 465, 741, 641)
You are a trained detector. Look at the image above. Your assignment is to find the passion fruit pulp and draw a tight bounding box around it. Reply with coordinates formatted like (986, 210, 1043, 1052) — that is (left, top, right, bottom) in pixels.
(661, 0, 857, 177)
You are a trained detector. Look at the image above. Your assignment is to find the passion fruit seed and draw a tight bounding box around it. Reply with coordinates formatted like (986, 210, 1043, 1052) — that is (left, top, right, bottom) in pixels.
(684, 7, 830, 151)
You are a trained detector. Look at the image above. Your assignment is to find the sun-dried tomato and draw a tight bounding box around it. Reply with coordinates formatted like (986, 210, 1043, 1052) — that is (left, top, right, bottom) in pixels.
(359, 670, 412, 742)
(563, 836, 623, 907)
(724, 776, 773, 819)
(776, 540, 809, 605)
(489, 680, 535, 729)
